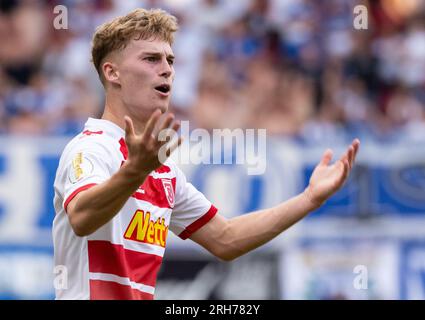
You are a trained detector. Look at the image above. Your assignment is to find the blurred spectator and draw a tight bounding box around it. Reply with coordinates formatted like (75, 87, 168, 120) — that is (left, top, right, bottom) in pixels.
(0, 0, 423, 141)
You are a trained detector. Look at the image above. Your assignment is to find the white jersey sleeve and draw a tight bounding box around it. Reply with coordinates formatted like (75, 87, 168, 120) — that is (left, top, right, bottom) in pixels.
(60, 138, 116, 212)
(169, 164, 218, 239)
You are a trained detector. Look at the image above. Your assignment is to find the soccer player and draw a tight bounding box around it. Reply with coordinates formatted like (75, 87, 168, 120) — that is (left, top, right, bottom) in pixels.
(52, 8, 360, 300)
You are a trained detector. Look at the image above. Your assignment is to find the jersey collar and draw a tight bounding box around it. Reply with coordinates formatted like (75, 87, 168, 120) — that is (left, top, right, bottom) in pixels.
(85, 117, 125, 139)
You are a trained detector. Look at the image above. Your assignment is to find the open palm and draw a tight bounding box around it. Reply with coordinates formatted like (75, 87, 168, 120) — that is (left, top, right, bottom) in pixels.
(305, 139, 360, 207)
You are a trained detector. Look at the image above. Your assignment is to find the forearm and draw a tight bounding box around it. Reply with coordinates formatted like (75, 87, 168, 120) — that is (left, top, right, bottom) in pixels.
(221, 190, 320, 260)
(68, 161, 146, 236)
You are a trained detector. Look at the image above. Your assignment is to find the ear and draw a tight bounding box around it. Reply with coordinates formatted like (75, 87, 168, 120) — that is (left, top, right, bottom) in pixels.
(102, 61, 120, 86)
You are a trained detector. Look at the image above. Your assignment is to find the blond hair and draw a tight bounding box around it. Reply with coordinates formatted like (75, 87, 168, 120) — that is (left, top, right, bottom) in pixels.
(91, 8, 178, 84)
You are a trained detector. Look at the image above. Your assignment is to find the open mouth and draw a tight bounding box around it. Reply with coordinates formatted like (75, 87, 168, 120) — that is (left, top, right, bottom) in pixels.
(155, 84, 170, 94)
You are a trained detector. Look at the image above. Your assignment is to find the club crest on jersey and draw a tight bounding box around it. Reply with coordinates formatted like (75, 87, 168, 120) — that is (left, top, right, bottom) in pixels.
(161, 178, 175, 208)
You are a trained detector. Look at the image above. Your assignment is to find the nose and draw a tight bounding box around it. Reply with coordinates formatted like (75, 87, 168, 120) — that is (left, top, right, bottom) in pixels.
(159, 58, 173, 79)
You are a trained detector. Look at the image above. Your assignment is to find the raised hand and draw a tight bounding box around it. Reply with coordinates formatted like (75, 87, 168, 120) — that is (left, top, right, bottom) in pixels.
(123, 109, 182, 177)
(304, 139, 360, 207)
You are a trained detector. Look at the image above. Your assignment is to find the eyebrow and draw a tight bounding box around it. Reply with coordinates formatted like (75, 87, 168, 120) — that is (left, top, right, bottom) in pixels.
(140, 52, 175, 60)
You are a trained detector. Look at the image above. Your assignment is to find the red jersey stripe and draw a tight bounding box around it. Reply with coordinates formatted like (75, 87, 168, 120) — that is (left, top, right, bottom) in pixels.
(63, 183, 97, 213)
(89, 279, 154, 300)
(178, 205, 218, 240)
(154, 165, 171, 173)
(119, 138, 128, 160)
(87, 240, 162, 287)
(131, 176, 176, 208)
(118, 138, 171, 173)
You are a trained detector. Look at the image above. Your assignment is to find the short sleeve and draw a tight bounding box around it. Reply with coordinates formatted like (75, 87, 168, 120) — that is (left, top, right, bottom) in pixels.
(61, 143, 113, 213)
(169, 165, 218, 239)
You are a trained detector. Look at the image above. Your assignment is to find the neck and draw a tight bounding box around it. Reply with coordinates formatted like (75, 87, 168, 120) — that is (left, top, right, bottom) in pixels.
(102, 94, 147, 134)
(101, 105, 125, 130)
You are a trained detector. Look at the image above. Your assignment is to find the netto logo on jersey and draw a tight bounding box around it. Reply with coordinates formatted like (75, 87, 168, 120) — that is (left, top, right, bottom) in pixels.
(124, 210, 168, 247)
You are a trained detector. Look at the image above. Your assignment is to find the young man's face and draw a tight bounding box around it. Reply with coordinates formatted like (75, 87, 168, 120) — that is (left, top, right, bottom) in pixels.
(113, 38, 175, 122)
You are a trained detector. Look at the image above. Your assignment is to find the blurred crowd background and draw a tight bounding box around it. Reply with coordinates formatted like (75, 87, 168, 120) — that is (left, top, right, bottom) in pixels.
(0, 0, 424, 142)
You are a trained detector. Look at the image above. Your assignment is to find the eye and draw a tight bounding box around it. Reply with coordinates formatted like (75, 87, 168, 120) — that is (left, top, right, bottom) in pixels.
(145, 56, 157, 62)
(167, 59, 174, 66)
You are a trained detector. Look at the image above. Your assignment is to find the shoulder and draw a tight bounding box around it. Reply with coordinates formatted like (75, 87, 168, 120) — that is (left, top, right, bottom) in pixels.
(58, 131, 122, 173)
(63, 131, 118, 158)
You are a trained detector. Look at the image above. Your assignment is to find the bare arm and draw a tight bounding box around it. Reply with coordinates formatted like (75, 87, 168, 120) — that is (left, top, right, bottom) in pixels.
(67, 110, 182, 236)
(190, 139, 360, 261)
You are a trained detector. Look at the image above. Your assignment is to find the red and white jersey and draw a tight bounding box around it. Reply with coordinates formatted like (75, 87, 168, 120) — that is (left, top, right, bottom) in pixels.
(52, 118, 217, 300)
